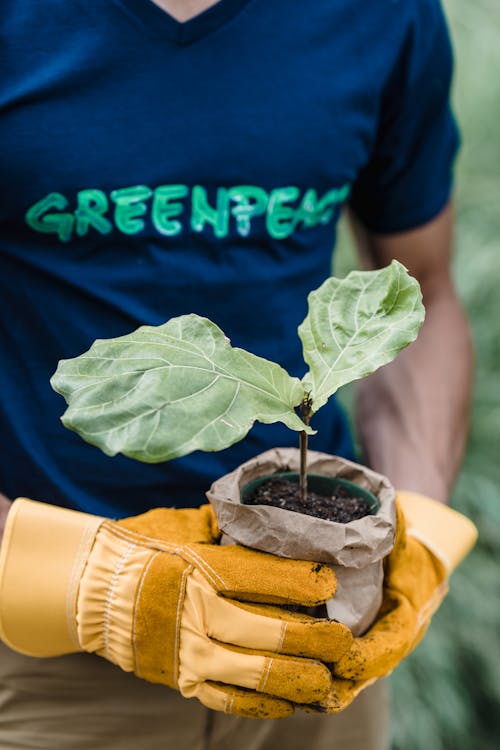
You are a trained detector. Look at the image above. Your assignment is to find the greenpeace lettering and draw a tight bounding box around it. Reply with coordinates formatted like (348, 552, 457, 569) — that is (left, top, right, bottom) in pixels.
(152, 185, 189, 236)
(25, 183, 351, 243)
(25, 192, 75, 243)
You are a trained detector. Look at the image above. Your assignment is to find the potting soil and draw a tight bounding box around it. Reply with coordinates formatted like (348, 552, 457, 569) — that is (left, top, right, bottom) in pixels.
(246, 477, 370, 523)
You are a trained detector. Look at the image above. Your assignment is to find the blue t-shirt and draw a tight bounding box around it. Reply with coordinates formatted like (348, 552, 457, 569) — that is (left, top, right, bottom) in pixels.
(0, 0, 458, 516)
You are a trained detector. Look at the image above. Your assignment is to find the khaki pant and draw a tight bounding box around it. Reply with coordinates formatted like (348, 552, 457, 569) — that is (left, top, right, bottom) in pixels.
(0, 643, 389, 750)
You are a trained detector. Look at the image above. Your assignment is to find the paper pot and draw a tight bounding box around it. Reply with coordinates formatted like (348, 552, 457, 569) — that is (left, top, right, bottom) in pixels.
(206, 448, 396, 636)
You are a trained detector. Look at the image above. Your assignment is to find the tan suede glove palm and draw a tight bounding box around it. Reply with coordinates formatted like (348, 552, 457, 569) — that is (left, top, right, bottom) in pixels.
(305, 492, 478, 713)
(0, 498, 353, 719)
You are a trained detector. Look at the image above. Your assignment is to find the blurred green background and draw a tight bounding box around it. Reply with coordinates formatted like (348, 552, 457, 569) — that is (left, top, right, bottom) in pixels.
(335, 1, 500, 747)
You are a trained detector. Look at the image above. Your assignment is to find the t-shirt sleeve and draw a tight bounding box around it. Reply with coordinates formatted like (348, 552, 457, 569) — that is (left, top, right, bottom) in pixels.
(349, 0, 460, 233)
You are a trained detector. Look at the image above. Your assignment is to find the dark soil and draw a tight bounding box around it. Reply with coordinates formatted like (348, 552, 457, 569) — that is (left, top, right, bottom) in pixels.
(245, 477, 371, 523)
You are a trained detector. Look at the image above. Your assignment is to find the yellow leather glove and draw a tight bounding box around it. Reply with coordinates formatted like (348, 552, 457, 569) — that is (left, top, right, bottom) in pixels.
(305, 491, 478, 713)
(0, 498, 353, 719)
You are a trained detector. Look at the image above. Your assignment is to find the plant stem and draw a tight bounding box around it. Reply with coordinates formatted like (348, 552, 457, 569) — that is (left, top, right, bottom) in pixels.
(299, 429, 308, 502)
(299, 396, 313, 503)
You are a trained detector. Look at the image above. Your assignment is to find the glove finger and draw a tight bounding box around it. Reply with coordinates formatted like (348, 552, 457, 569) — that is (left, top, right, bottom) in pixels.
(197, 639, 332, 704)
(301, 676, 375, 714)
(195, 682, 294, 719)
(186, 543, 336, 606)
(221, 599, 353, 662)
(185, 567, 352, 663)
(332, 590, 416, 681)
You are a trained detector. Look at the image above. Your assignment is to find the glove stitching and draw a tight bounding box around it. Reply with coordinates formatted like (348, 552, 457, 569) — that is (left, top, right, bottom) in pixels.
(108, 524, 226, 593)
(106, 524, 180, 554)
(183, 545, 227, 589)
(414, 580, 449, 633)
(68, 521, 103, 650)
(174, 564, 192, 690)
(277, 621, 288, 652)
(107, 526, 228, 594)
(224, 693, 235, 714)
(259, 658, 273, 692)
(105, 527, 219, 590)
(132, 550, 161, 679)
(176, 548, 228, 594)
(177, 550, 224, 591)
(103, 542, 136, 661)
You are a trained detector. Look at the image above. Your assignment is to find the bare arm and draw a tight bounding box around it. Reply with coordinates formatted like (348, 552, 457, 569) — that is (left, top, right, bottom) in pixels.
(351, 202, 473, 503)
(0, 493, 11, 547)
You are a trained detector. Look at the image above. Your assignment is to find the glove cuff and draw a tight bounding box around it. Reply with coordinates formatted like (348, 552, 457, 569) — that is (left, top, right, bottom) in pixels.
(397, 491, 478, 573)
(0, 498, 104, 656)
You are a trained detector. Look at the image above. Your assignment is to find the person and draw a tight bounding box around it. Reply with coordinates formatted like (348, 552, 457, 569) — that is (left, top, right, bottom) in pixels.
(0, 0, 476, 748)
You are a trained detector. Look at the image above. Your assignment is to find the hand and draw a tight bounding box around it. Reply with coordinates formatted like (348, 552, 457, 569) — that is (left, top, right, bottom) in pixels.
(304, 492, 478, 713)
(0, 498, 353, 718)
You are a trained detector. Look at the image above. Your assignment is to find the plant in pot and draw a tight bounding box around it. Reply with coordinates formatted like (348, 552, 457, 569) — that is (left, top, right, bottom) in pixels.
(51, 260, 424, 635)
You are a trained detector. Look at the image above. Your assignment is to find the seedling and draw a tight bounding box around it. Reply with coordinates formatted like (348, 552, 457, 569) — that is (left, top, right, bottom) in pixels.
(51, 260, 424, 501)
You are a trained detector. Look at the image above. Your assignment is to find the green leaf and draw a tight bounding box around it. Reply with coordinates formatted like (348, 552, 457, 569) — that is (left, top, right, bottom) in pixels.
(51, 314, 310, 463)
(298, 260, 425, 411)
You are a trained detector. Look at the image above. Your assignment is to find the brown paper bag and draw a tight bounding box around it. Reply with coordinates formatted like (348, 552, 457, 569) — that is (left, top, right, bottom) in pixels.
(207, 448, 396, 636)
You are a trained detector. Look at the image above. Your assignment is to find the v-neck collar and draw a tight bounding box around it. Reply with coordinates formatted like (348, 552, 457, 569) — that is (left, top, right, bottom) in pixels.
(113, 0, 254, 45)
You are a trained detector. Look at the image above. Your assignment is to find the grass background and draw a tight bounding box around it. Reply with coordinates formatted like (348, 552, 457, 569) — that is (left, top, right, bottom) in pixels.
(334, 1, 500, 747)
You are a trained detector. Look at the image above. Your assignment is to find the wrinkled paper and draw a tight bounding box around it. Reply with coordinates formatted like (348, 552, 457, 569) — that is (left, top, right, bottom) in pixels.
(207, 448, 396, 636)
